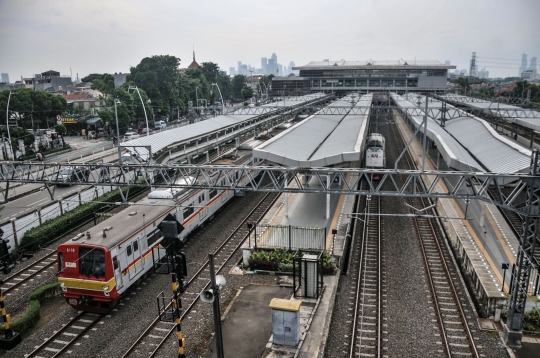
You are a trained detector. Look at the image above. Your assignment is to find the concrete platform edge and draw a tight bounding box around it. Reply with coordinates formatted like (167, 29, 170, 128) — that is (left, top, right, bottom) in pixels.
(317, 269, 341, 358)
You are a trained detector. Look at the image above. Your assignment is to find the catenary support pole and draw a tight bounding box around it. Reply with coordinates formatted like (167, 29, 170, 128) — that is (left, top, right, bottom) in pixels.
(208, 253, 224, 358)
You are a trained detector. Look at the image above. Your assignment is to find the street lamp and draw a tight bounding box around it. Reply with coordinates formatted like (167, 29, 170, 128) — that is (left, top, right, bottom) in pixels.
(114, 99, 122, 161)
(5, 91, 18, 159)
(211, 83, 225, 114)
(127, 86, 149, 136)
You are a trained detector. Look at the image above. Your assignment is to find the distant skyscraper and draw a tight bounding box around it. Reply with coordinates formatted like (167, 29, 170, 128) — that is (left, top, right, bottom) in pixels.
(271, 53, 277, 65)
(261, 58, 268, 74)
(288, 61, 296, 75)
(1, 73, 8, 83)
(267, 58, 275, 75)
(529, 57, 538, 71)
(519, 53, 528, 77)
(229, 67, 236, 76)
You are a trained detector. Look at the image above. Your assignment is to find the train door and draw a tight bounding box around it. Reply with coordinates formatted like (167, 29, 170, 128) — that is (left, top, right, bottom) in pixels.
(133, 236, 143, 274)
(111, 249, 124, 291)
(199, 193, 207, 220)
(126, 242, 134, 279)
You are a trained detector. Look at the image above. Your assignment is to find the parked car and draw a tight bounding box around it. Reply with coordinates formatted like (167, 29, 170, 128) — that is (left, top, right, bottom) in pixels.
(155, 120, 167, 129)
(57, 166, 91, 186)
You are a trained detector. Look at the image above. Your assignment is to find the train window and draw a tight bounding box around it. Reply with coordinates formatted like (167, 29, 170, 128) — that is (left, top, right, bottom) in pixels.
(127, 244, 132, 256)
(113, 256, 118, 270)
(198, 195, 201, 204)
(133, 241, 139, 252)
(147, 229, 161, 247)
(79, 247, 105, 278)
(183, 204, 194, 220)
(58, 252, 64, 273)
(209, 188, 217, 199)
(201, 192, 205, 201)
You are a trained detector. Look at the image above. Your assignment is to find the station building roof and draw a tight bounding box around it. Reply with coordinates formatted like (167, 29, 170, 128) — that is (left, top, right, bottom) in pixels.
(397, 94, 531, 174)
(439, 94, 540, 132)
(123, 93, 326, 161)
(253, 94, 372, 167)
(293, 60, 455, 70)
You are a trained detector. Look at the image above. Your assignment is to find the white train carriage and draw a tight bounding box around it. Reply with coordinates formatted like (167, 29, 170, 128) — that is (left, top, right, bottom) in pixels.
(365, 133, 385, 179)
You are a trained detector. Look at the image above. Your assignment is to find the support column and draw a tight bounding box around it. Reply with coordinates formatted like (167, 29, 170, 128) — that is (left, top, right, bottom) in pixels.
(206, 152, 209, 163)
(504, 150, 540, 347)
(285, 172, 289, 217)
(326, 175, 330, 219)
(171, 263, 186, 358)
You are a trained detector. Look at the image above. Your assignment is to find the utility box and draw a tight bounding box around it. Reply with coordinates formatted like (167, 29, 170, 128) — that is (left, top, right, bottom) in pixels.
(269, 298, 302, 347)
(302, 254, 318, 298)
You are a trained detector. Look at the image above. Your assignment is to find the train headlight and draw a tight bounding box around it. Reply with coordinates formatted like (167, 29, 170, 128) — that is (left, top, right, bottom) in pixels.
(102, 285, 109, 291)
(60, 283, 67, 292)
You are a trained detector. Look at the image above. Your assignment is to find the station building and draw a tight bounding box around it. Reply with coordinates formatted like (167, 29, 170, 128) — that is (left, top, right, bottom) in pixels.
(272, 59, 456, 96)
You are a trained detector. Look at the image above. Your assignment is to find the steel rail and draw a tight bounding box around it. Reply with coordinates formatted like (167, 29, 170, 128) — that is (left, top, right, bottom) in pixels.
(401, 136, 479, 358)
(349, 193, 382, 357)
(121, 190, 281, 358)
(2, 251, 56, 295)
(25, 311, 103, 358)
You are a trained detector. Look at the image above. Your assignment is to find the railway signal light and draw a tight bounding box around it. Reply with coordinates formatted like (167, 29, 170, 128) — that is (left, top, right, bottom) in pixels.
(174, 252, 188, 280)
(158, 214, 185, 253)
(0, 240, 14, 275)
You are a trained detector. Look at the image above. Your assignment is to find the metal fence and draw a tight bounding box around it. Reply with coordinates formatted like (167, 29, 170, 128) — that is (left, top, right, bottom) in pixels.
(254, 223, 326, 251)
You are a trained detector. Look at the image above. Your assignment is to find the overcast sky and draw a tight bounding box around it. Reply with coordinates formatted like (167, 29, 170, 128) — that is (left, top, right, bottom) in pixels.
(1, 0, 539, 80)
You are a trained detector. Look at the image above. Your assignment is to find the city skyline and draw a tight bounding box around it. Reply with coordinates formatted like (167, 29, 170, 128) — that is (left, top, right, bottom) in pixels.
(1, 0, 539, 80)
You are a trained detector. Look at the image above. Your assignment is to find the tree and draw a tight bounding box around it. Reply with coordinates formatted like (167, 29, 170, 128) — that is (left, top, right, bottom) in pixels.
(81, 73, 102, 83)
(241, 86, 254, 100)
(91, 74, 115, 96)
(231, 75, 247, 99)
(127, 55, 182, 115)
(0, 89, 67, 129)
(200, 62, 221, 85)
(0, 126, 35, 148)
(54, 124, 67, 135)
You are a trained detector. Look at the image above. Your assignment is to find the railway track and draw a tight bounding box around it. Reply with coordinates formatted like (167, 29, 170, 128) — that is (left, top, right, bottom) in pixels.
(1, 251, 57, 296)
(25, 311, 103, 358)
(121, 190, 280, 358)
(349, 195, 384, 357)
(398, 136, 479, 357)
(408, 194, 479, 358)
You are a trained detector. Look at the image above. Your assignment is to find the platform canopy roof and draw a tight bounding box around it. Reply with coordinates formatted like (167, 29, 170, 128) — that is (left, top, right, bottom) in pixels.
(440, 94, 540, 132)
(253, 94, 372, 167)
(122, 93, 326, 161)
(396, 93, 531, 175)
(293, 60, 455, 70)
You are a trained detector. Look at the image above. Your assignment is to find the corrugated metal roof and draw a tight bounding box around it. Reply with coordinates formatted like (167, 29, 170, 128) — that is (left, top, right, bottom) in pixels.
(294, 60, 453, 69)
(440, 94, 540, 131)
(392, 94, 481, 172)
(253, 94, 372, 167)
(396, 94, 531, 174)
(123, 93, 325, 161)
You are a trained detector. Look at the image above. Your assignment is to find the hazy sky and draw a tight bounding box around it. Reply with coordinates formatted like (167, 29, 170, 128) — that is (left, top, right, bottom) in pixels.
(1, 0, 539, 80)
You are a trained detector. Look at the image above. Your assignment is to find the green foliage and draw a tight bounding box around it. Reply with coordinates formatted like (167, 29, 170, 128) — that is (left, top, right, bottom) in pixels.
(54, 124, 67, 135)
(523, 307, 540, 331)
(0, 89, 67, 129)
(29, 283, 60, 302)
(91, 73, 115, 96)
(127, 55, 181, 115)
(248, 249, 336, 274)
(0, 126, 35, 148)
(0, 283, 60, 335)
(232, 75, 247, 99)
(502, 81, 540, 109)
(241, 86, 254, 100)
(81, 73, 103, 83)
(21, 189, 124, 251)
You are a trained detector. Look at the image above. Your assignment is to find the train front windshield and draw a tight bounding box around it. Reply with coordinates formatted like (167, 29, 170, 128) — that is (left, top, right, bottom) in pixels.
(79, 247, 106, 278)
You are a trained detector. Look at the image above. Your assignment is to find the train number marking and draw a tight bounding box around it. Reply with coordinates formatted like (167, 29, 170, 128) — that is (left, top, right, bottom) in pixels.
(66, 262, 77, 268)
(66, 248, 76, 253)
